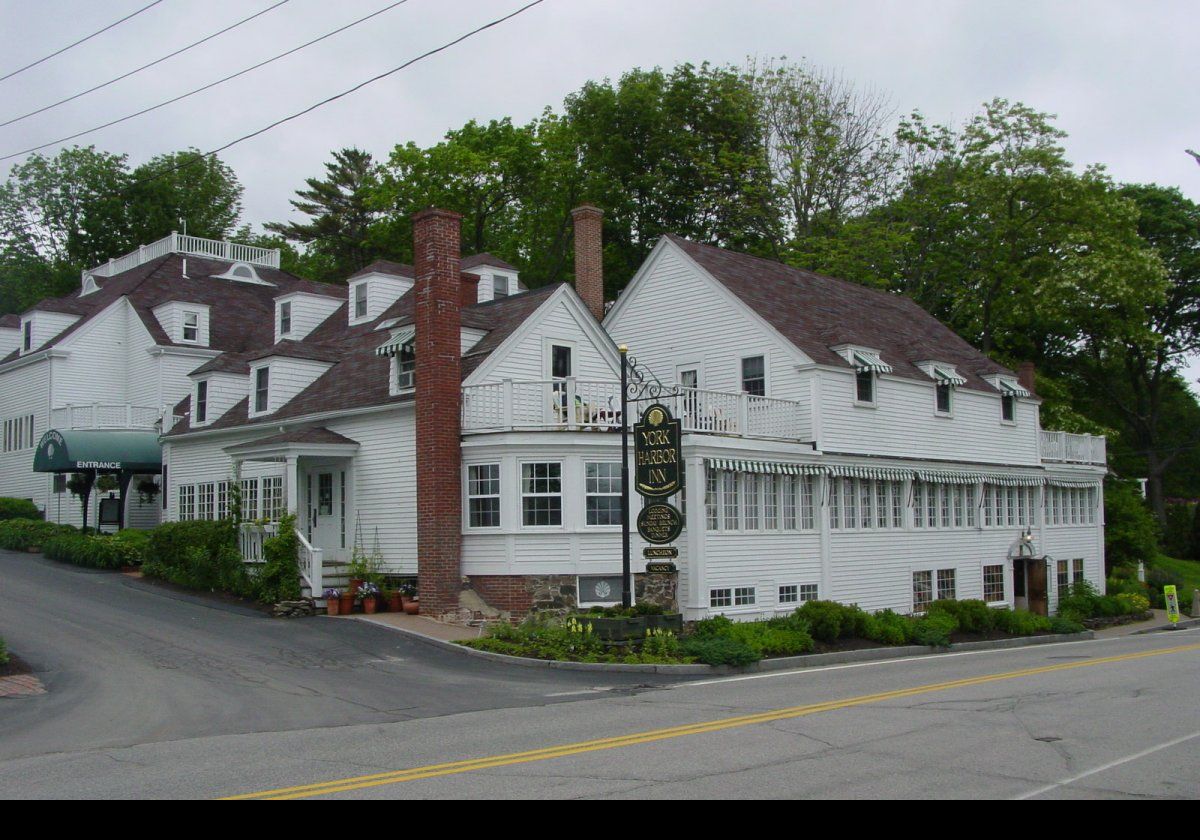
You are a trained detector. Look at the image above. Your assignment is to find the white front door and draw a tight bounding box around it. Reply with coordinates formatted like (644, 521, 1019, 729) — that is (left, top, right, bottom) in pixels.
(305, 467, 345, 558)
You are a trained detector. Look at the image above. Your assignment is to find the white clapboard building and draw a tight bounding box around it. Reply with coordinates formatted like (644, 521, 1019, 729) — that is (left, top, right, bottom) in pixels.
(0, 208, 1107, 620)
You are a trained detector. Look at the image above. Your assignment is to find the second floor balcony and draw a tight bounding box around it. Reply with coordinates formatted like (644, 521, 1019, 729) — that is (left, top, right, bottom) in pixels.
(51, 403, 177, 432)
(1040, 430, 1107, 466)
(461, 379, 812, 443)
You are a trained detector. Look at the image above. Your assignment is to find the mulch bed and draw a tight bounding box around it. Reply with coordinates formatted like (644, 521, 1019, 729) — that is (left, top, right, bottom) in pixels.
(0, 652, 33, 678)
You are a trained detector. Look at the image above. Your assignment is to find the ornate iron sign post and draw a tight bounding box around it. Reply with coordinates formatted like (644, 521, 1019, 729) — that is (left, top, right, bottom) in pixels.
(618, 346, 681, 609)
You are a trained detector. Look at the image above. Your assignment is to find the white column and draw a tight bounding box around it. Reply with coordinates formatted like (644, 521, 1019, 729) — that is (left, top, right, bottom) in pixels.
(818, 472, 834, 601)
(684, 454, 706, 619)
(285, 455, 300, 517)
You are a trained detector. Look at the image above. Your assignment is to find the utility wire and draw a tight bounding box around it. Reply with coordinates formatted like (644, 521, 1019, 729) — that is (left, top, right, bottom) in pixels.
(0, 1, 166, 84)
(0, 0, 292, 130)
(0, 0, 411, 162)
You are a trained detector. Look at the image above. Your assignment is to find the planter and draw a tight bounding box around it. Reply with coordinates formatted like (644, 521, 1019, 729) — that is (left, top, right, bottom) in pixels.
(326, 597, 341, 616)
(362, 596, 378, 615)
(573, 615, 650, 641)
(339, 593, 355, 614)
(387, 593, 402, 612)
(403, 599, 419, 615)
(349, 578, 364, 595)
(645, 613, 684, 633)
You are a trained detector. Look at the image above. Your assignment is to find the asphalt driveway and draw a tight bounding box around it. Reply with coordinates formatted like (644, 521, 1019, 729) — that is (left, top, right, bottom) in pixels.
(0, 549, 671, 765)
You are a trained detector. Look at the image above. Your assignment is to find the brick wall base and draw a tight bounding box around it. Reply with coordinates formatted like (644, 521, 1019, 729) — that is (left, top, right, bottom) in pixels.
(466, 574, 578, 621)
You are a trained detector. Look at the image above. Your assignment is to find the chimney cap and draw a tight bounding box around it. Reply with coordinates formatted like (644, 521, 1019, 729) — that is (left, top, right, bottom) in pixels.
(571, 204, 603, 219)
(412, 206, 463, 224)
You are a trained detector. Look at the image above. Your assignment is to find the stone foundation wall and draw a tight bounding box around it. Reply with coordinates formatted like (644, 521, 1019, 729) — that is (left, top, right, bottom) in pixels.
(634, 571, 679, 612)
(466, 574, 579, 621)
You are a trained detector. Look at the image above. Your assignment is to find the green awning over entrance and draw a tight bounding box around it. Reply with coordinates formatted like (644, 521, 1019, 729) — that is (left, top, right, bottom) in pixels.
(33, 429, 163, 473)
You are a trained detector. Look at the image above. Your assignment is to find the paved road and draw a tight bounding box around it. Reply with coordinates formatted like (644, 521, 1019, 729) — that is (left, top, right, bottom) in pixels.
(0, 550, 670, 768)
(3, 549, 1199, 799)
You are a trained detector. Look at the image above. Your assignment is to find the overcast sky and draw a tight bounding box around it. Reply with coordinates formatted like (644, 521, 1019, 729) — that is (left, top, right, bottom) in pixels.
(2, 0, 1198, 377)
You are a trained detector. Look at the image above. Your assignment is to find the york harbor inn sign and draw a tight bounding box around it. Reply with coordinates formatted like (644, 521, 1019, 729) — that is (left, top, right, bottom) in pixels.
(634, 402, 683, 569)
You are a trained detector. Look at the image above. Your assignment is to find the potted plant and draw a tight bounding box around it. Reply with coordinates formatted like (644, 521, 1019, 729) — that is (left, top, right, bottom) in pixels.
(323, 588, 342, 616)
(399, 582, 419, 614)
(386, 588, 403, 613)
(358, 582, 380, 614)
(338, 589, 355, 615)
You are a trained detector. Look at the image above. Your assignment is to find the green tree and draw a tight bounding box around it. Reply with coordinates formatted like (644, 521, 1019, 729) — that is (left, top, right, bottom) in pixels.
(266, 147, 383, 283)
(128, 149, 243, 244)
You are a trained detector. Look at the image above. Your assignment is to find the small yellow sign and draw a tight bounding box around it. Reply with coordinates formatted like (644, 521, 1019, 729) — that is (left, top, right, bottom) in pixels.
(1164, 585, 1180, 625)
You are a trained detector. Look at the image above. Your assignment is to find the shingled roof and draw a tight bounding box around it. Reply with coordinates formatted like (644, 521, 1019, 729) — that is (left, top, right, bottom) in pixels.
(665, 235, 1012, 392)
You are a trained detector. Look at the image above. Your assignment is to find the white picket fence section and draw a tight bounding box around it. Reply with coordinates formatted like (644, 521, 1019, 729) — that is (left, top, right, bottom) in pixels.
(51, 403, 162, 430)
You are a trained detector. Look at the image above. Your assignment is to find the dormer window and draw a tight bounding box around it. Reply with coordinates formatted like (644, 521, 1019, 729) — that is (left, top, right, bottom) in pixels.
(22, 320, 31, 352)
(279, 301, 292, 336)
(936, 382, 953, 414)
(353, 283, 368, 319)
(855, 369, 875, 404)
(988, 376, 1029, 423)
(182, 311, 199, 343)
(1001, 393, 1015, 422)
(493, 274, 509, 299)
(395, 344, 415, 392)
(254, 367, 270, 414)
(915, 361, 964, 416)
(375, 325, 415, 396)
(195, 380, 208, 424)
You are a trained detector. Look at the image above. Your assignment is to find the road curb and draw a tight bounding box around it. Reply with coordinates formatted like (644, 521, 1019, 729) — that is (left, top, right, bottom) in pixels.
(353, 616, 1096, 675)
(1130, 617, 1200, 635)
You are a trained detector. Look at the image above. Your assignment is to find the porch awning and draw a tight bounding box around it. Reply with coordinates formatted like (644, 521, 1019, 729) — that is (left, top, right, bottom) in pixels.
(828, 464, 913, 481)
(850, 350, 892, 374)
(705, 458, 823, 475)
(32, 429, 162, 473)
(374, 325, 415, 357)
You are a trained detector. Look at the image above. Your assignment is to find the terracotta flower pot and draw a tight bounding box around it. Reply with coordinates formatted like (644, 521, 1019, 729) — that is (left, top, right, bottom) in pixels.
(339, 593, 355, 614)
(326, 597, 341, 616)
(403, 599, 419, 615)
(388, 593, 402, 612)
(349, 578, 364, 595)
(362, 596, 378, 615)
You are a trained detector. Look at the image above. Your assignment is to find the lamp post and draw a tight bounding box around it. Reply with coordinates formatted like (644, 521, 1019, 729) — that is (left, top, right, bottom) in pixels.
(619, 345, 631, 609)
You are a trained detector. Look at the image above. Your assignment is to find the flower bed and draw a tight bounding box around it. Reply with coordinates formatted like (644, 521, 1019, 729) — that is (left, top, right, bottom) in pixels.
(458, 599, 1086, 667)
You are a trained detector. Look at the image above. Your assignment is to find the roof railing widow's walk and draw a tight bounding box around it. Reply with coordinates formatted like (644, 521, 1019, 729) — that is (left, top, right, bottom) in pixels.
(81, 231, 281, 283)
(461, 379, 810, 442)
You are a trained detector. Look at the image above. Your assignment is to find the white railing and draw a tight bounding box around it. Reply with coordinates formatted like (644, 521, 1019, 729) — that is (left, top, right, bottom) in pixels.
(1040, 430, 1107, 465)
(51, 403, 162, 430)
(296, 528, 323, 600)
(461, 380, 810, 441)
(82, 231, 280, 283)
(238, 522, 278, 563)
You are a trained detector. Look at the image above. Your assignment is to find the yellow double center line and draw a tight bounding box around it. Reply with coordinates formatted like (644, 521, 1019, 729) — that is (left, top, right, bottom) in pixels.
(226, 641, 1200, 800)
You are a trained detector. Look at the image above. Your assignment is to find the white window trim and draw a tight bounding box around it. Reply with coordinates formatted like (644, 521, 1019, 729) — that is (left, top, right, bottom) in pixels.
(740, 352, 768, 397)
(542, 338, 577, 379)
(389, 346, 415, 397)
(278, 301, 292, 337)
(181, 310, 201, 344)
(250, 365, 271, 417)
(577, 575, 623, 608)
(350, 280, 370, 324)
(518, 459, 564, 531)
(194, 378, 210, 425)
(583, 460, 622, 529)
(464, 462, 502, 530)
(853, 369, 877, 407)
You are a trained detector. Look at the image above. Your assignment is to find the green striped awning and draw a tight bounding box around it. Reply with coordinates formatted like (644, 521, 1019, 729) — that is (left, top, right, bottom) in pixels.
(374, 325, 415, 357)
(851, 349, 892, 374)
(982, 473, 1045, 487)
(997, 379, 1031, 398)
(930, 364, 967, 386)
(1045, 477, 1101, 489)
(828, 464, 913, 481)
(915, 469, 983, 484)
(705, 458, 823, 475)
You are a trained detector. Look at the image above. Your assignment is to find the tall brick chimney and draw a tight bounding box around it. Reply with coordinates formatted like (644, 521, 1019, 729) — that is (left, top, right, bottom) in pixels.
(413, 207, 463, 617)
(572, 204, 604, 321)
(1017, 361, 1036, 395)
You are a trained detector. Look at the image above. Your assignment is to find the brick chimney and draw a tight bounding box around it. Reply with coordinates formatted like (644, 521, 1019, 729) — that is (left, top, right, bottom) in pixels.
(571, 204, 604, 321)
(1017, 361, 1036, 395)
(413, 207, 463, 617)
(459, 272, 479, 307)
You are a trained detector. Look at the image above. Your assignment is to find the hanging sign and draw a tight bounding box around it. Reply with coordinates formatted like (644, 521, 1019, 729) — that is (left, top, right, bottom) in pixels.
(1164, 585, 1180, 625)
(643, 546, 679, 560)
(634, 403, 682, 498)
(645, 561, 678, 574)
(637, 502, 683, 545)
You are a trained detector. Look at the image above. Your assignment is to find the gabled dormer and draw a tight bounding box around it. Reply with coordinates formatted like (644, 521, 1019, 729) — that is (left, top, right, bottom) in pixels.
(189, 370, 246, 428)
(153, 301, 211, 346)
(983, 373, 1031, 424)
(274, 291, 342, 343)
(832, 344, 892, 405)
(914, 360, 966, 416)
(246, 348, 337, 419)
(19, 309, 81, 355)
(347, 263, 413, 326)
(464, 254, 521, 303)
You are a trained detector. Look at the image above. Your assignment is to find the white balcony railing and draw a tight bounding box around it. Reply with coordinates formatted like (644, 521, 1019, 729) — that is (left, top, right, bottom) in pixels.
(461, 380, 810, 442)
(51, 403, 163, 430)
(1040, 430, 1107, 465)
(82, 231, 280, 283)
(238, 522, 278, 563)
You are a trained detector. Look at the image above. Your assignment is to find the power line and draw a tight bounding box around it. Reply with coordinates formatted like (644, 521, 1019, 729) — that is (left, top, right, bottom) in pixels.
(0, 0, 292, 130)
(0, 0, 412, 162)
(0, 1, 167, 85)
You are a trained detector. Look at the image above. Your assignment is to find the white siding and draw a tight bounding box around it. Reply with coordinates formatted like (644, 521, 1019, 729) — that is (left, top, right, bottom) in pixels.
(275, 292, 341, 343)
(24, 311, 79, 353)
(480, 295, 617, 384)
(191, 372, 245, 428)
(0, 358, 51, 515)
(51, 300, 130, 408)
(152, 301, 210, 346)
(0, 326, 19, 358)
(250, 358, 332, 416)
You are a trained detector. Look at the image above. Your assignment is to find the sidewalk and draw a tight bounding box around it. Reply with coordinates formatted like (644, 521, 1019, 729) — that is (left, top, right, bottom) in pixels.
(1091, 609, 1200, 639)
(348, 612, 482, 643)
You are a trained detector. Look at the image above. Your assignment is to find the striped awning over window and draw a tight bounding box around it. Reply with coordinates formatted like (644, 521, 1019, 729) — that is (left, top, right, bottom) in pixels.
(997, 379, 1031, 398)
(915, 469, 983, 484)
(828, 464, 913, 481)
(981, 473, 1045, 487)
(374, 325, 415, 357)
(850, 349, 892, 374)
(930, 364, 967, 386)
(705, 458, 823, 475)
(1046, 477, 1101, 489)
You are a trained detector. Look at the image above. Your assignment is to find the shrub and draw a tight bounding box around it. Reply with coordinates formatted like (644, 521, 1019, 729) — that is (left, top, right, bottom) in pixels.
(0, 498, 41, 521)
(42, 533, 134, 569)
(1057, 580, 1102, 619)
(1104, 479, 1159, 571)
(912, 612, 957, 647)
(253, 514, 301, 603)
(794, 600, 848, 643)
(723, 620, 813, 657)
(690, 615, 735, 638)
(679, 635, 760, 666)
(992, 608, 1051, 636)
(143, 519, 248, 594)
(868, 609, 915, 645)
(1113, 592, 1150, 615)
(0, 518, 74, 550)
(1049, 616, 1086, 635)
(928, 599, 994, 633)
(111, 528, 151, 565)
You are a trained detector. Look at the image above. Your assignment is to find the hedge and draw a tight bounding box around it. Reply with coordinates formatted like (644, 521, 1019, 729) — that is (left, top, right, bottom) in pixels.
(0, 518, 75, 551)
(42, 533, 137, 570)
(0, 498, 41, 521)
(141, 520, 249, 594)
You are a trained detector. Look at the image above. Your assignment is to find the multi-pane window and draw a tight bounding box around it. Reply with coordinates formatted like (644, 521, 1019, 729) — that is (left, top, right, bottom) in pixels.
(394, 343, 415, 391)
(1001, 394, 1015, 422)
(216, 481, 230, 520)
(521, 462, 562, 526)
(937, 568, 956, 601)
(741, 355, 765, 396)
(800, 476, 815, 530)
(22, 320, 31, 351)
(710, 588, 732, 608)
(262, 476, 283, 522)
(197, 483, 215, 520)
(965, 484, 976, 527)
(467, 464, 501, 528)
(1057, 559, 1069, 592)
(734, 587, 756, 606)
(240, 478, 259, 521)
(983, 564, 1005, 603)
(780, 583, 819, 605)
(585, 462, 622, 526)
(742, 474, 760, 530)
(3, 415, 35, 452)
(182, 311, 199, 342)
(762, 475, 778, 529)
(722, 471, 739, 531)
(705, 467, 719, 530)
(279, 301, 292, 335)
(492, 274, 509, 298)
(195, 380, 208, 423)
(829, 477, 841, 529)
(935, 382, 952, 414)
(254, 367, 270, 413)
(178, 485, 195, 521)
(782, 475, 797, 530)
(1072, 558, 1085, 584)
(855, 370, 874, 403)
(354, 283, 368, 318)
(913, 570, 933, 613)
